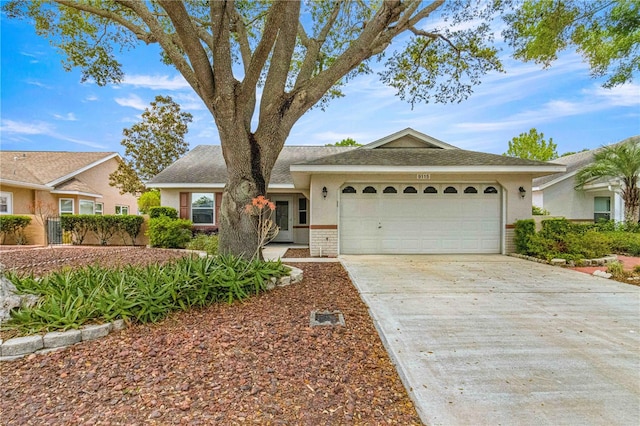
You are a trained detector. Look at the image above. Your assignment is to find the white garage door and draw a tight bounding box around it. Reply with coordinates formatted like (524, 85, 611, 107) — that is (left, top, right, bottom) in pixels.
(340, 183, 501, 254)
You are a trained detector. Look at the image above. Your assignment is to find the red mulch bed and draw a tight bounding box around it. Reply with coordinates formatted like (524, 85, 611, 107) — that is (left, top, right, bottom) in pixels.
(0, 247, 420, 425)
(284, 248, 312, 258)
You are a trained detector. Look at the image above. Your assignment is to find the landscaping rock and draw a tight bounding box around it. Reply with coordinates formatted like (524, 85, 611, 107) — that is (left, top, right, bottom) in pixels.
(111, 319, 126, 331)
(550, 258, 567, 266)
(593, 270, 612, 279)
(0, 274, 39, 322)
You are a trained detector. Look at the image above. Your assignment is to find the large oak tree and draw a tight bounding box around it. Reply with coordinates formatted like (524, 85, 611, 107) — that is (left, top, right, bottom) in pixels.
(5, 0, 636, 257)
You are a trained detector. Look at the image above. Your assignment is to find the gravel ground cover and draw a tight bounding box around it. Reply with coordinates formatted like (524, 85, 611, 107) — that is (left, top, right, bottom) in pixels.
(0, 247, 421, 425)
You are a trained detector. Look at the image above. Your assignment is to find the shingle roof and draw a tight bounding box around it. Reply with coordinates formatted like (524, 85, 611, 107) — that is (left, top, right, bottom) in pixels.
(299, 147, 553, 167)
(532, 135, 640, 188)
(148, 145, 357, 185)
(0, 151, 117, 186)
(53, 178, 100, 196)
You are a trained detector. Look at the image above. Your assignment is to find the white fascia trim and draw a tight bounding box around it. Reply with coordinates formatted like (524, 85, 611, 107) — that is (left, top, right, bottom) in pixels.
(146, 183, 295, 190)
(535, 169, 580, 190)
(47, 153, 119, 186)
(0, 179, 52, 191)
(289, 164, 566, 174)
(146, 183, 226, 189)
(51, 190, 103, 198)
(363, 128, 458, 150)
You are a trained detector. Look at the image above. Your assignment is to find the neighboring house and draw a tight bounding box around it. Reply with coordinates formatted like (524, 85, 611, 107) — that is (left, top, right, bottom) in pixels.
(148, 128, 564, 256)
(532, 136, 639, 223)
(0, 151, 138, 244)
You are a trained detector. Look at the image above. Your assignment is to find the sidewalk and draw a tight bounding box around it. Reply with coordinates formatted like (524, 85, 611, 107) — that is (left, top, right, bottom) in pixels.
(262, 244, 340, 262)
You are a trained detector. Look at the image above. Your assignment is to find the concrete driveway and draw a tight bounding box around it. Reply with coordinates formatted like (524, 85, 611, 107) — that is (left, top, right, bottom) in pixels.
(340, 255, 640, 426)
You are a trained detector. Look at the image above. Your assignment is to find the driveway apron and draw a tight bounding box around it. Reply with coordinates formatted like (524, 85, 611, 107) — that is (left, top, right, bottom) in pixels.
(340, 255, 640, 426)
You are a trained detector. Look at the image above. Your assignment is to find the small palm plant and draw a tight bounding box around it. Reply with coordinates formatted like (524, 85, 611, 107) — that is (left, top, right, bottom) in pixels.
(575, 137, 640, 223)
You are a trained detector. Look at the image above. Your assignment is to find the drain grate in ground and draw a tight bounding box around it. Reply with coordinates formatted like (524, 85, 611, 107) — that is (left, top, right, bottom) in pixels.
(310, 310, 345, 327)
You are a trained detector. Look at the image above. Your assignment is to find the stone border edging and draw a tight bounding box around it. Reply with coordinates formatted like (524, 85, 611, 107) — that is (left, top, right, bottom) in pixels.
(509, 253, 618, 267)
(0, 265, 303, 362)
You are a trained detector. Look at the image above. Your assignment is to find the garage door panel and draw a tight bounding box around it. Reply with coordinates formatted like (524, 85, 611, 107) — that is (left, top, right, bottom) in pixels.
(340, 183, 501, 254)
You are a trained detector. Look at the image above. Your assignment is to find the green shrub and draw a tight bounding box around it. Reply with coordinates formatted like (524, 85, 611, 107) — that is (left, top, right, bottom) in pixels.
(0, 215, 32, 244)
(607, 261, 624, 279)
(577, 231, 612, 258)
(60, 215, 95, 245)
(514, 219, 535, 254)
(117, 215, 145, 245)
(532, 205, 549, 215)
(2, 255, 289, 334)
(149, 206, 178, 219)
(147, 216, 192, 248)
(186, 233, 219, 255)
(539, 218, 572, 239)
(91, 215, 120, 245)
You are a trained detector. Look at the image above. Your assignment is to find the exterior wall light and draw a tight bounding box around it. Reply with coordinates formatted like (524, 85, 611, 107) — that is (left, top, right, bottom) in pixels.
(322, 186, 328, 199)
(519, 186, 526, 199)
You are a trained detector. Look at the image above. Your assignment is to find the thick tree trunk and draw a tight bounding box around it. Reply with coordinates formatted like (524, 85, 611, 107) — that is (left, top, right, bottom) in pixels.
(216, 124, 285, 260)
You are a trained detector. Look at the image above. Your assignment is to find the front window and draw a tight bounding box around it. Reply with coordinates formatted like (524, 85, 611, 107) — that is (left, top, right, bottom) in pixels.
(594, 197, 611, 222)
(115, 205, 129, 215)
(0, 192, 12, 214)
(95, 203, 104, 215)
(191, 193, 214, 224)
(60, 198, 74, 215)
(298, 197, 307, 225)
(79, 200, 94, 215)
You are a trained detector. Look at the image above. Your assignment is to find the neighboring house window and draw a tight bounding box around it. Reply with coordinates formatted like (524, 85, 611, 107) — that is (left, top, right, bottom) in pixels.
(95, 203, 104, 215)
(594, 197, 611, 222)
(298, 197, 307, 225)
(115, 205, 129, 215)
(0, 192, 12, 214)
(60, 199, 74, 215)
(79, 200, 94, 215)
(191, 193, 214, 224)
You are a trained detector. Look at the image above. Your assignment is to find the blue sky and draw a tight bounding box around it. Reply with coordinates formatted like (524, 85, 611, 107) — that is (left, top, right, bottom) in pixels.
(1, 12, 639, 157)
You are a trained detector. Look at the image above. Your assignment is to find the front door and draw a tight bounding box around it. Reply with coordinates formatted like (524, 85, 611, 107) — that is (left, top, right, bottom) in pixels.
(272, 195, 293, 242)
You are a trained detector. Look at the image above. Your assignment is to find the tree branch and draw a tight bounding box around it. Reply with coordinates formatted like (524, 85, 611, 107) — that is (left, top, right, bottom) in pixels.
(259, 1, 300, 115)
(55, 0, 155, 43)
(294, 1, 342, 89)
(210, 0, 236, 105)
(158, 0, 215, 100)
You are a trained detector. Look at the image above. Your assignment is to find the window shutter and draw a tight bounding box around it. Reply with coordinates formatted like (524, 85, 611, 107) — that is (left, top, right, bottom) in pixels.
(180, 192, 189, 219)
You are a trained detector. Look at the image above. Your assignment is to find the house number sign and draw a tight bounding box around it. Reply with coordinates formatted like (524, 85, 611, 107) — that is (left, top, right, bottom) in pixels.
(417, 173, 431, 180)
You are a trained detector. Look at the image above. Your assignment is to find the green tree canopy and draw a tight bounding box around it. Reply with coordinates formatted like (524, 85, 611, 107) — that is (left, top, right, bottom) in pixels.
(504, 128, 558, 161)
(326, 138, 361, 147)
(503, 0, 640, 88)
(109, 95, 192, 195)
(575, 137, 640, 223)
(137, 190, 161, 215)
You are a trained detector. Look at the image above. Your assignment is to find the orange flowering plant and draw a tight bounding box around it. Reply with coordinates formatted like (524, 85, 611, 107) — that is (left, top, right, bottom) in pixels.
(244, 195, 279, 259)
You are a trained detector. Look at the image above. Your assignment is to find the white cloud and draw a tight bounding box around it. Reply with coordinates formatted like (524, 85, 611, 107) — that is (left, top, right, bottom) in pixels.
(587, 83, 640, 107)
(84, 95, 99, 102)
(120, 74, 190, 90)
(0, 119, 105, 149)
(114, 94, 147, 110)
(24, 79, 52, 89)
(53, 113, 78, 121)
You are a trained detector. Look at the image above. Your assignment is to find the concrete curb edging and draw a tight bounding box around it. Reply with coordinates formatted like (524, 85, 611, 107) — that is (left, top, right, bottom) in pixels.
(0, 266, 303, 362)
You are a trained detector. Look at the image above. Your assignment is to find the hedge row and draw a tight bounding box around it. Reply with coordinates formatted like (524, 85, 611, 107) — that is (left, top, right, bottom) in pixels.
(61, 215, 145, 246)
(0, 215, 32, 244)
